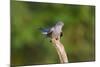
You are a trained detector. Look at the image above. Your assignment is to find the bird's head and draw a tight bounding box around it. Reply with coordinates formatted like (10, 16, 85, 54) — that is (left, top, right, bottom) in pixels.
(56, 21, 64, 27)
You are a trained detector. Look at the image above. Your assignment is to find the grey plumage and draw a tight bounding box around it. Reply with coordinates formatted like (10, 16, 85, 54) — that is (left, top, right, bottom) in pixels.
(42, 21, 64, 40)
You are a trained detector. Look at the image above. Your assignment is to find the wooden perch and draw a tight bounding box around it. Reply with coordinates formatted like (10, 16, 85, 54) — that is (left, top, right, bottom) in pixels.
(51, 38, 68, 63)
(19, 37, 68, 67)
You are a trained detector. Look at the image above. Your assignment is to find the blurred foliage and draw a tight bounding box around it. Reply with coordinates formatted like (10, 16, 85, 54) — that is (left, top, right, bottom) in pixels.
(11, 0, 95, 66)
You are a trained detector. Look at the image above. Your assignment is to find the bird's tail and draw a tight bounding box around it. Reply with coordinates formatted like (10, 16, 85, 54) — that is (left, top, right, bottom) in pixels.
(38, 27, 50, 35)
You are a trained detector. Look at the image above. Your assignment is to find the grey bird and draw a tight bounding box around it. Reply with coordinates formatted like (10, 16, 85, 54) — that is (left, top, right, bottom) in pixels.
(41, 21, 64, 40)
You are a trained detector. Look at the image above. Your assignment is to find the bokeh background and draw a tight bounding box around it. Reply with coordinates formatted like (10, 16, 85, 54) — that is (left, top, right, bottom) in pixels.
(11, 0, 95, 66)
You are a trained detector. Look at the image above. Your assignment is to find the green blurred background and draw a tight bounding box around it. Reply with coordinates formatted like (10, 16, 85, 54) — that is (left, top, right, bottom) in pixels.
(11, 0, 95, 66)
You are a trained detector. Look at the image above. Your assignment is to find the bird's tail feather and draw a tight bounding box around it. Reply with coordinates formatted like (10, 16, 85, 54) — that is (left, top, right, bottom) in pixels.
(38, 27, 50, 35)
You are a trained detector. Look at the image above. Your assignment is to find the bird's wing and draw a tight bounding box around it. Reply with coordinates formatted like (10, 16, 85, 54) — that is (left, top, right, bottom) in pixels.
(50, 27, 54, 32)
(47, 27, 54, 37)
(46, 27, 54, 33)
(47, 31, 52, 37)
(60, 32, 63, 37)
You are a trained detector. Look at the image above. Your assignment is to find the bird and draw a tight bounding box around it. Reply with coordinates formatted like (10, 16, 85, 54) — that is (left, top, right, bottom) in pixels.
(41, 21, 64, 40)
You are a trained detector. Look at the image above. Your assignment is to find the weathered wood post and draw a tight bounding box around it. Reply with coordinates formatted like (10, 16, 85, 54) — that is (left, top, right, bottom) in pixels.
(51, 38, 68, 63)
